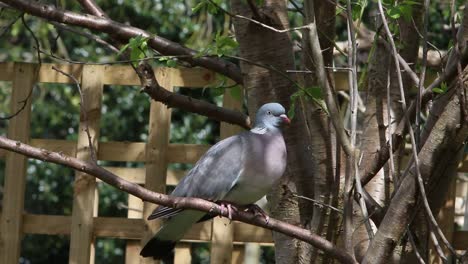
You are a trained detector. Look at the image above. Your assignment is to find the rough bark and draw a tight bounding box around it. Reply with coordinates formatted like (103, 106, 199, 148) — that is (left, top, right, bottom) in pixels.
(355, 3, 424, 261)
(230, 1, 328, 263)
(362, 66, 468, 264)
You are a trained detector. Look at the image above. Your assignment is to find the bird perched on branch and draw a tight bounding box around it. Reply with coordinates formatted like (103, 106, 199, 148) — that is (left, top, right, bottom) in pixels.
(140, 102, 290, 259)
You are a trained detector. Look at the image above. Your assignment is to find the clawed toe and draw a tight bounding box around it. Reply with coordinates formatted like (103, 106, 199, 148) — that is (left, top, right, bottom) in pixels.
(245, 204, 270, 224)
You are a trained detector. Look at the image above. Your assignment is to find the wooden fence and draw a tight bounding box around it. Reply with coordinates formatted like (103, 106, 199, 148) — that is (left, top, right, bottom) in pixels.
(0, 62, 466, 264)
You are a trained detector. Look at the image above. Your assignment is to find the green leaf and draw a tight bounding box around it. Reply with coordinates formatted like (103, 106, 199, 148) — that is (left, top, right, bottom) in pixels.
(432, 88, 445, 94)
(387, 6, 401, 19)
(288, 90, 304, 120)
(166, 59, 177, 68)
(192, 1, 206, 13)
(213, 33, 239, 57)
(211, 87, 225, 97)
(399, 5, 413, 21)
(304, 86, 322, 99)
(117, 43, 130, 57)
(441, 82, 448, 91)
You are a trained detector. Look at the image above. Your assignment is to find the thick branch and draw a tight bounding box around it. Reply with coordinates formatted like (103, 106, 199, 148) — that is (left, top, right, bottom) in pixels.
(0, 0, 243, 84)
(0, 135, 357, 264)
(136, 63, 251, 129)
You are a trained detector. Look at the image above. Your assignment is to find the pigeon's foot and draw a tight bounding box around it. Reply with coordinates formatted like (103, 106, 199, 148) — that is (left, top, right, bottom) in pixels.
(217, 201, 239, 221)
(245, 204, 270, 224)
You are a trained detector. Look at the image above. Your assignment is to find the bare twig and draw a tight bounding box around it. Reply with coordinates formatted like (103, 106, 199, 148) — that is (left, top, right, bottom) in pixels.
(50, 22, 119, 53)
(136, 63, 251, 129)
(288, 0, 304, 17)
(21, 14, 41, 64)
(303, 1, 353, 157)
(346, 0, 374, 241)
(407, 228, 427, 264)
(0, 0, 243, 84)
(208, 0, 310, 33)
(246, 0, 262, 20)
(0, 135, 358, 264)
(51, 66, 97, 162)
(416, 0, 431, 150)
(293, 194, 343, 214)
(386, 67, 397, 185)
(0, 13, 21, 37)
(76, 0, 108, 18)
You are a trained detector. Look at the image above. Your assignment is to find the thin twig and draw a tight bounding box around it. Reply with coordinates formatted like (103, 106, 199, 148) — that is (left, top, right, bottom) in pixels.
(51, 66, 97, 162)
(0, 13, 21, 37)
(407, 227, 427, 264)
(1, 0, 243, 84)
(303, 2, 353, 156)
(416, 0, 431, 151)
(293, 194, 343, 214)
(246, 0, 262, 20)
(386, 66, 397, 186)
(50, 21, 119, 53)
(21, 14, 41, 64)
(346, 0, 374, 240)
(377, 0, 459, 259)
(288, 0, 304, 17)
(208, 0, 310, 33)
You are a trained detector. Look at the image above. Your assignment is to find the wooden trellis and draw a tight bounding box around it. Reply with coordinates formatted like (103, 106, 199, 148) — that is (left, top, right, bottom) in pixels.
(0, 62, 466, 264)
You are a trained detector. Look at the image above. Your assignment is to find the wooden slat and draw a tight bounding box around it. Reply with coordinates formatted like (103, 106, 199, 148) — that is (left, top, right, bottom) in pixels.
(0, 61, 14, 80)
(23, 214, 71, 235)
(233, 223, 272, 243)
(69, 65, 103, 264)
(141, 68, 174, 264)
(166, 144, 211, 164)
(99, 141, 146, 161)
(174, 243, 192, 264)
(31, 138, 77, 156)
(100, 65, 217, 87)
(17, 213, 273, 243)
(0, 63, 218, 88)
(209, 88, 243, 263)
(102, 167, 185, 185)
(9, 139, 210, 163)
(38, 64, 83, 84)
(231, 245, 245, 264)
(0, 63, 36, 263)
(125, 194, 144, 264)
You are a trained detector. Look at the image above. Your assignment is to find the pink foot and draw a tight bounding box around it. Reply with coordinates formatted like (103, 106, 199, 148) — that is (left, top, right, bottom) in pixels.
(218, 201, 238, 221)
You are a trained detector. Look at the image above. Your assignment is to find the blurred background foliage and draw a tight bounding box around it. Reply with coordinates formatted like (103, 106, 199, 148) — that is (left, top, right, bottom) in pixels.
(0, 0, 464, 263)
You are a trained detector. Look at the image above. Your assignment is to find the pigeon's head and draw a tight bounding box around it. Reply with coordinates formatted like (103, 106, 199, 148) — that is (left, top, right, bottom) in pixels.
(254, 103, 290, 130)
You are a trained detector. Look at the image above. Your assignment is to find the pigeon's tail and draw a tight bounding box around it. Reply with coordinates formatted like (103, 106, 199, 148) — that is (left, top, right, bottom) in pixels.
(140, 210, 205, 259)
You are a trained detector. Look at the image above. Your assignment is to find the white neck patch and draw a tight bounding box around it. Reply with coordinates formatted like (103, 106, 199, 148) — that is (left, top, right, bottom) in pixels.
(250, 127, 268, 134)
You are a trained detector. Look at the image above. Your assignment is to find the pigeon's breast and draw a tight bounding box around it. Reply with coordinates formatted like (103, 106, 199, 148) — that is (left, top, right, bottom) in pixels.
(223, 132, 287, 205)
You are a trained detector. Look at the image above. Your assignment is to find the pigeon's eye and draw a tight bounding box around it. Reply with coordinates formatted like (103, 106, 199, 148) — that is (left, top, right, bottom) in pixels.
(267, 111, 272, 115)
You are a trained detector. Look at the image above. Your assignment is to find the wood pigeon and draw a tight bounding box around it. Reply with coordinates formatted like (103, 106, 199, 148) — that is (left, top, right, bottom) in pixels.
(140, 102, 289, 259)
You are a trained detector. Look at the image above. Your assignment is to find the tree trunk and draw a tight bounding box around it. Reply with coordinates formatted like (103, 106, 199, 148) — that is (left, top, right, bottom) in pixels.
(230, 1, 313, 263)
(302, 1, 338, 263)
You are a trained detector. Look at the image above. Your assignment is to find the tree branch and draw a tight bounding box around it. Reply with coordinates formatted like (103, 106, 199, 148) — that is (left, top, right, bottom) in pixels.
(136, 63, 251, 129)
(0, 135, 357, 264)
(0, 0, 243, 84)
(76, 0, 108, 18)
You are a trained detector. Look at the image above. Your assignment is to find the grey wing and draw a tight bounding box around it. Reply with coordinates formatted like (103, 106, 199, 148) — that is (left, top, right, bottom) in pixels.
(148, 133, 247, 220)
